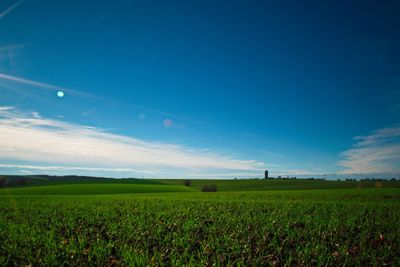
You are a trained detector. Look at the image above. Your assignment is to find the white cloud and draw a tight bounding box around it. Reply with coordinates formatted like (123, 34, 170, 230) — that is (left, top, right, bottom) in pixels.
(0, 107, 266, 177)
(338, 125, 400, 175)
(19, 169, 33, 174)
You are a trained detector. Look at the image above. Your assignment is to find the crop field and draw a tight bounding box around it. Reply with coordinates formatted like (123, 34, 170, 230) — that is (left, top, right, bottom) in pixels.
(1, 181, 400, 266)
(0, 183, 193, 195)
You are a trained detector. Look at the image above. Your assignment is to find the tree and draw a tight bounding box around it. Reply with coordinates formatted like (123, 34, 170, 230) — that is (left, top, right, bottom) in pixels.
(15, 179, 28, 186)
(201, 185, 217, 192)
(0, 177, 6, 187)
(184, 180, 192, 186)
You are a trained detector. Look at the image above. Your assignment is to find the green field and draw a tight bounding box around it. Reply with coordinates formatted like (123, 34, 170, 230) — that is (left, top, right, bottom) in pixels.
(1, 179, 400, 266)
(157, 178, 400, 191)
(0, 183, 193, 195)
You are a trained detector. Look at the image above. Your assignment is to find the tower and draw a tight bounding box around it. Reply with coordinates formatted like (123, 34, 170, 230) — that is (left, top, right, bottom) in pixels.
(264, 170, 269, 179)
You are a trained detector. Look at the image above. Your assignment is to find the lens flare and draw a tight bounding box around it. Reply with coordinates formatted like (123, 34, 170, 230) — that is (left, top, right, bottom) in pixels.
(57, 91, 64, 98)
(163, 118, 173, 128)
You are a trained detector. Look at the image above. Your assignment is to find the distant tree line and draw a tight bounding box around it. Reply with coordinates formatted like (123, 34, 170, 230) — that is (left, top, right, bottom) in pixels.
(0, 174, 116, 188)
(236, 177, 325, 181)
(0, 176, 28, 187)
(201, 184, 217, 192)
(343, 178, 399, 182)
(233, 177, 400, 181)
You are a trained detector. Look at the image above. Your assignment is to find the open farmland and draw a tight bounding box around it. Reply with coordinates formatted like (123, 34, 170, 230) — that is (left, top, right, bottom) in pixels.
(2, 0, 399, 265)
(1, 180, 400, 266)
(0, 183, 193, 195)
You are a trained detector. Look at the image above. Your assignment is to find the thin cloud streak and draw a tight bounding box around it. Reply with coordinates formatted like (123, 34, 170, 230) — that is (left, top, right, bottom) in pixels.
(0, 44, 26, 53)
(0, 73, 192, 127)
(0, 0, 23, 20)
(0, 164, 153, 174)
(0, 107, 266, 176)
(0, 73, 204, 128)
(0, 72, 101, 99)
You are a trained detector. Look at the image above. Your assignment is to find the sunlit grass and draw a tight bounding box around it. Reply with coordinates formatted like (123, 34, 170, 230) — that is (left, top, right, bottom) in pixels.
(1, 187, 399, 266)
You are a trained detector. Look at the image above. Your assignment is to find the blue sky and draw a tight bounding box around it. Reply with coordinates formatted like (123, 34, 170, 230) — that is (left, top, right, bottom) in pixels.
(0, 0, 399, 178)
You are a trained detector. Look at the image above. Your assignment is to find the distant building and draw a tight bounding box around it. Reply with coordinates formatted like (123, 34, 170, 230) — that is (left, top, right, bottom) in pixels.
(264, 170, 269, 179)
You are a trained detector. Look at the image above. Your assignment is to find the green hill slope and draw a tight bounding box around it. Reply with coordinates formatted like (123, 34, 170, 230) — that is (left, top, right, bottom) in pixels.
(0, 183, 193, 195)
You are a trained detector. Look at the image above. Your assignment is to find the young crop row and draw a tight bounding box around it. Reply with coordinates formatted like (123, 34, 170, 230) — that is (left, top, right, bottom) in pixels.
(0, 190, 399, 266)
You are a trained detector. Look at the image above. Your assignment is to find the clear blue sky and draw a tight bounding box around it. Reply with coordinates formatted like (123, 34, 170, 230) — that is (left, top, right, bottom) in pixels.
(0, 0, 399, 178)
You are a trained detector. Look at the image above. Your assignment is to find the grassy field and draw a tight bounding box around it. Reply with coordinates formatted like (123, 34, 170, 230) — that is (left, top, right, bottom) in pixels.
(158, 178, 400, 191)
(1, 180, 400, 266)
(0, 183, 193, 195)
